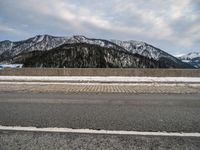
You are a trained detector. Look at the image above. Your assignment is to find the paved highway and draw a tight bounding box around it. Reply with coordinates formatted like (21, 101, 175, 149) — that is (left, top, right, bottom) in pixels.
(0, 92, 200, 149)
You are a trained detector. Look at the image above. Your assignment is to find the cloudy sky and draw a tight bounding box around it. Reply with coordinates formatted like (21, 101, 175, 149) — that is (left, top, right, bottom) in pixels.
(0, 0, 199, 55)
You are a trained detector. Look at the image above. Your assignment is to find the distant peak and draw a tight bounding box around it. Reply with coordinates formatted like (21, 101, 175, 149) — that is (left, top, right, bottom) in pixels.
(33, 34, 55, 39)
(73, 35, 87, 39)
(32, 35, 45, 42)
(0, 40, 12, 43)
(179, 51, 200, 60)
(188, 52, 200, 55)
(111, 39, 145, 45)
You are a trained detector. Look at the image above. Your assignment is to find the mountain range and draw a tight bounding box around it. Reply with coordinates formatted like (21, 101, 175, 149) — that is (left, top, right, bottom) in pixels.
(178, 52, 200, 68)
(0, 35, 197, 68)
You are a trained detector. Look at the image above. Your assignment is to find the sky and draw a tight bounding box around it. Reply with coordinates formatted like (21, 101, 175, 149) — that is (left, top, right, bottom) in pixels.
(0, 0, 199, 56)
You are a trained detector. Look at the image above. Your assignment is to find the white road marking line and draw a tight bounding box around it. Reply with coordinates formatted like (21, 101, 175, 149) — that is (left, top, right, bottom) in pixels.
(0, 125, 200, 137)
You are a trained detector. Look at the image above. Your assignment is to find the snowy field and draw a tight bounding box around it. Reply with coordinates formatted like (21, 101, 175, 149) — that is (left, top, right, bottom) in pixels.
(0, 76, 199, 83)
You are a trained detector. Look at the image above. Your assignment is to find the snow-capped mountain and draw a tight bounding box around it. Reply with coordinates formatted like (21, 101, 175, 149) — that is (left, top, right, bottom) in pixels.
(0, 35, 68, 62)
(67, 36, 193, 68)
(110, 40, 183, 65)
(0, 34, 193, 68)
(178, 52, 200, 68)
(179, 52, 200, 60)
(0, 35, 126, 62)
(17, 43, 161, 68)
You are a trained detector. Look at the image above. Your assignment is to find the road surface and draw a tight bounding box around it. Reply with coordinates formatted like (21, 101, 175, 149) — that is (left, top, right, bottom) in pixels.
(0, 92, 200, 149)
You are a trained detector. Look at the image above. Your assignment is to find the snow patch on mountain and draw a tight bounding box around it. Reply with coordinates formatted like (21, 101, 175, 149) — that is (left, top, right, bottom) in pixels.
(35, 35, 45, 43)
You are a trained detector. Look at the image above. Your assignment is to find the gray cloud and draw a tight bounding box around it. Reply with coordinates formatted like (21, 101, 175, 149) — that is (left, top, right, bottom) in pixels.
(0, 0, 199, 55)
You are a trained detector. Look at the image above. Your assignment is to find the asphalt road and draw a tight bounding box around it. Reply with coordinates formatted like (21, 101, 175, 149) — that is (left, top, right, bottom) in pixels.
(1, 131, 200, 150)
(0, 92, 200, 149)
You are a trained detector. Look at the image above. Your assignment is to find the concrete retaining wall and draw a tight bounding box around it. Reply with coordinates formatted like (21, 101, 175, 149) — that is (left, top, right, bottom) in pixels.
(0, 68, 200, 77)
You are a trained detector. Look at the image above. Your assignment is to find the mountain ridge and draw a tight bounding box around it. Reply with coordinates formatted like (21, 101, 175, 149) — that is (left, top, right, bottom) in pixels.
(178, 52, 200, 68)
(0, 34, 194, 68)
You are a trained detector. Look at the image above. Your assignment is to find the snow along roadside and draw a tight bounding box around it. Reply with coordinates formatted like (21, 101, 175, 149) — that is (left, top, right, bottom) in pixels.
(0, 76, 200, 83)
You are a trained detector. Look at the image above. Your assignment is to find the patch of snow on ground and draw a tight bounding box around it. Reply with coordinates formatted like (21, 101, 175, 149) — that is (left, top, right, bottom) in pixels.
(0, 76, 199, 83)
